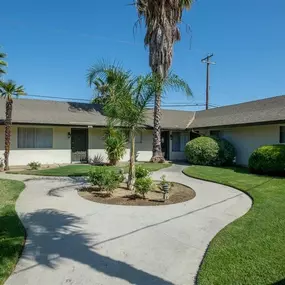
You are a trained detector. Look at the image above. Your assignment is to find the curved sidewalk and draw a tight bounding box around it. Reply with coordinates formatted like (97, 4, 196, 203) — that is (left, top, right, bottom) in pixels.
(3, 164, 252, 285)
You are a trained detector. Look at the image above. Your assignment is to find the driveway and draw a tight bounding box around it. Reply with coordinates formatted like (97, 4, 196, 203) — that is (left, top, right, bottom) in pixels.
(4, 165, 251, 285)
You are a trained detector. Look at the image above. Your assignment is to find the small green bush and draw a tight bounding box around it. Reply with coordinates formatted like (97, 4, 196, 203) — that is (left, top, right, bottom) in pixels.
(28, 161, 41, 170)
(134, 177, 153, 198)
(249, 144, 285, 176)
(88, 167, 124, 193)
(185, 136, 236, 166)
(105, 128, 127, 166)
(135, 165, 150, 179)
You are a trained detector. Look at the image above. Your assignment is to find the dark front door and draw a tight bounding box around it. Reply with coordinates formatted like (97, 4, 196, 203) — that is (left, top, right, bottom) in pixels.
(161, 131, 170, 160)
(71, 129, 88, 162)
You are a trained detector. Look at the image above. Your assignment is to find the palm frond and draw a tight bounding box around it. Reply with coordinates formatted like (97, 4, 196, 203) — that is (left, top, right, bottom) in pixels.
(163, 71, 192, 97)
(0, 80, 26, 100)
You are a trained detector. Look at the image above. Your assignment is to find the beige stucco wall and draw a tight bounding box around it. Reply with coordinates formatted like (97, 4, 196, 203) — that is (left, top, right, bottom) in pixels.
(198, 124, 280, 166)
(88, 128, 153, 162)
(0, 125, 72, 166)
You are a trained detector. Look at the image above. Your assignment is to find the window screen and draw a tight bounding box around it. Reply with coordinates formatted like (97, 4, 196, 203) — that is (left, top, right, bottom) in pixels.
(210, 130, 221, 137)
(172, 132, 181, 152)
(172, 132, 190, 152)
(280, 127, 285, 143)
(18, 128, 53, 149)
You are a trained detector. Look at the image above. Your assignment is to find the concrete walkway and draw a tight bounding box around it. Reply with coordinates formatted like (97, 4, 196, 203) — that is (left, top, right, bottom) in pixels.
(3, 165, 252, 285)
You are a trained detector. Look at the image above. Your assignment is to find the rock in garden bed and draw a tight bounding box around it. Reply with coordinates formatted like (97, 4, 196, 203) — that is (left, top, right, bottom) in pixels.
(78, 182, 196, 206)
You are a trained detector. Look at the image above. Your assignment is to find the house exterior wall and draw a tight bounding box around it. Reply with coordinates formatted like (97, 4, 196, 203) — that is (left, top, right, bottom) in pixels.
(3, 125, 72, 166)
(197, 124, 280, 166)
(0, 126, 153, 166)
(88, 128, 153, 162)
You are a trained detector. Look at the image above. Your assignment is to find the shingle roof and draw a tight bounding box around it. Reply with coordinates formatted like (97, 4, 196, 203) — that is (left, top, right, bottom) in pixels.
(2, 95, 285, 130)
(0, 98, 195, 130)
(191, 95, 285, 129)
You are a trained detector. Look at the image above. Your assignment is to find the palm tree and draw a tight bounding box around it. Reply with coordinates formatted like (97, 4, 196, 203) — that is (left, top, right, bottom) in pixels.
(87, 64, 155, 190)
(0, 80, 25, 170)
(135, 0, 193, 162)
(0, 49, 7, 76)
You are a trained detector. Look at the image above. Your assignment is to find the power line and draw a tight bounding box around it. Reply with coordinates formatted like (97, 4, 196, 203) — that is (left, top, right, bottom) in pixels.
(20, 93, 220, 108)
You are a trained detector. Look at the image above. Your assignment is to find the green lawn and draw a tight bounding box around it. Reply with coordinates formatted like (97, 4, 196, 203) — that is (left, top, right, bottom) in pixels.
(0, 179, 25, 285)
(183, 166, 285, 285)
(8, 162, 172, 177)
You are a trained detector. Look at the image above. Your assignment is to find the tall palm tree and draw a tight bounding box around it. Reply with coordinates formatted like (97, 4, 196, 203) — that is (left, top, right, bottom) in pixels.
(0, 49, 7, 76)
(0, 80, 25, 170)
(135, 0, 193, 162)
(87, 64, 155, 190)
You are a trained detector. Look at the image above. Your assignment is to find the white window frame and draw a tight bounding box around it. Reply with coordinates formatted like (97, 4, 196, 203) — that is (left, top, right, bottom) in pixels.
(17, 127, 53, 149)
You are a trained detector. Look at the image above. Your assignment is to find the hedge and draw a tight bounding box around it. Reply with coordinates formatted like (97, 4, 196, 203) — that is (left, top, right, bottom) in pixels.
(249, 144, 285, 176)
(185, 136, 236, 166)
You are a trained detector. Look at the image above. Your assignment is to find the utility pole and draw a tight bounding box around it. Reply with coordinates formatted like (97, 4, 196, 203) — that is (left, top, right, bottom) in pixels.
(201, 54, 216, 110)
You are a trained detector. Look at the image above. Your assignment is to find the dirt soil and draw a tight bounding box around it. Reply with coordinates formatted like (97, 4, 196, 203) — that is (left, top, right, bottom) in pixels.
(78, 182, 196, 206)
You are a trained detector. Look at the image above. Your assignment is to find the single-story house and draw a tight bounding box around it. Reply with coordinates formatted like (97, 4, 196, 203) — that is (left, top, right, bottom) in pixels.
(1, 95, 285, 166)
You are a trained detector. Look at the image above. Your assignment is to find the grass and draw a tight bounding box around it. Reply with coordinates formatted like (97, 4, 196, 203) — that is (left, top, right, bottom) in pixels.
(0, 179, 25, 285)
(8, 162, 172, 177)
(183, 166, 285, 285)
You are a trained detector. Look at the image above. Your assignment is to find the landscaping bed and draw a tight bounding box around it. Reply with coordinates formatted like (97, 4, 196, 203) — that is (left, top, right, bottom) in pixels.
(78, 181, 195, 206)
(183, 165, 285, 285)
(0, 179, 25, 285)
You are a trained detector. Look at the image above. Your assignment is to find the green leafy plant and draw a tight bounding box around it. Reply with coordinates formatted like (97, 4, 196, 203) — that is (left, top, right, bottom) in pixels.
(134, 177, 153, 199)
(249, 144, 285, 176)
(89, 154, 105, 165)
(88, 166, 124, 194)
(0, 157, 4, 170)
(135, 165, 150, 179)
(105, 128, 127, 166)
(159, 174, 170, 188)
(185, 136, 236, 166)
(27, 161, 41, 170)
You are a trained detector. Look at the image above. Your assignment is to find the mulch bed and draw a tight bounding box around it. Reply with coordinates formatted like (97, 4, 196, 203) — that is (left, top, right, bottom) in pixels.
(78, 182, 196, 206)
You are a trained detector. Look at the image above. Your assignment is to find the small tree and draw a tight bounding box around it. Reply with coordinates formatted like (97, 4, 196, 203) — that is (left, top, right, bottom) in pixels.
(0, 80, 25, 170)
(87, 63, 155, 190)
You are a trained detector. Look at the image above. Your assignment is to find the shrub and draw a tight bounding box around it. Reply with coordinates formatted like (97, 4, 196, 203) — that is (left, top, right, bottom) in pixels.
(0, 157, 3, 170)
(249, 144, 285, 176)
(185, 136, 235, 166)
(134, 177, 153, 198)
(135, 165, 150, 179)
(89, 154, 104, 165)
(105, 128, 127, 166)
(28, 161, 41, 170)
(88, 166, 124, 193)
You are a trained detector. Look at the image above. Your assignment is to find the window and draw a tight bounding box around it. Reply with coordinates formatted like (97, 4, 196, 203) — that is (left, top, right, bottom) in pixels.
(122, 130, 142, 143)
(18, 127, 53, 149)
(172, 132, 190, 152)
(135, 131, 142, 143)
(280, 127, 285, 143)
(210, 130, 221, 137)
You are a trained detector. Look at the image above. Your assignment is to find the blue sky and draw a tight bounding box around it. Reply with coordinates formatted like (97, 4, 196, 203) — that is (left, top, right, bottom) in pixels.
(1, 0, 285, 110)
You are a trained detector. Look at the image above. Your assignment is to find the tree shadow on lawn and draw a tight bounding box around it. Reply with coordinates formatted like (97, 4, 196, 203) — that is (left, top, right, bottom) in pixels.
(17, 209, 174, 285)
(273, 280, 285, 285)
(0, 212, 25, 274)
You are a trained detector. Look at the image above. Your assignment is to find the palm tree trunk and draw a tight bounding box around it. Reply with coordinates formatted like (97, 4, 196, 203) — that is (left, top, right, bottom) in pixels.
(4, 99, 13, 171)
(127, 127, 136, 190)
(151, 92, 165, 163)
